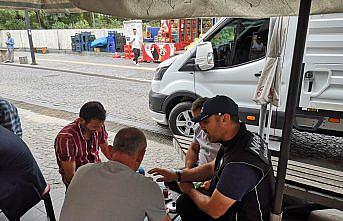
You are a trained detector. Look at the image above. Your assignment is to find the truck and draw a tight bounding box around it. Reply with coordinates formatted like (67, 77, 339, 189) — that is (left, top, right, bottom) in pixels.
(149, 14, 343, 139)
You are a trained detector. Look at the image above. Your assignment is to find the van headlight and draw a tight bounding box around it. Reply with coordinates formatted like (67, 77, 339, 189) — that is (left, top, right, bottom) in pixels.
(153, 66, 169, 80)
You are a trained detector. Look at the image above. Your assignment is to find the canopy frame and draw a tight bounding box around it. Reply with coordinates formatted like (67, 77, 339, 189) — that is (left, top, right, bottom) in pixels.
(271, 0, 312, 219)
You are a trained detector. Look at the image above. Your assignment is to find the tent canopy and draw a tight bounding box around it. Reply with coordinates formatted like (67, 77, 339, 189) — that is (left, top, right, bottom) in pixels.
(0, 0, 81, 12)
(0, 0, 343, 18)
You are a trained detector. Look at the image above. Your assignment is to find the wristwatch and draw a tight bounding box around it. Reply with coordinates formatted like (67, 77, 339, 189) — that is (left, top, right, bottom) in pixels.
(175, 169, 182, 182)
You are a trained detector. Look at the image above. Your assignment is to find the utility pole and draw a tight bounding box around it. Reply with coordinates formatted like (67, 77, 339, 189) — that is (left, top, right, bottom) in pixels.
(24, 9, 37, 65)
(92, 12, 96, 28)
(35, 10, 42, 29)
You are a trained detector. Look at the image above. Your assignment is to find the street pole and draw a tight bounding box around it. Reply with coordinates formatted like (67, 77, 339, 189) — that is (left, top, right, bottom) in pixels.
(24, 9, 37, 65)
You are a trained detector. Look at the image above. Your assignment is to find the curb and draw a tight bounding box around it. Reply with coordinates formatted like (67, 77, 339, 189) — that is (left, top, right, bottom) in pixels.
(2, 63, 152, 84)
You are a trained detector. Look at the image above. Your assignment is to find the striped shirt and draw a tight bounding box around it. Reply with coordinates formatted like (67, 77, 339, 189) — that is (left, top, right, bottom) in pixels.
(54, 118, 108, 185)
(0, 100, 22, 138)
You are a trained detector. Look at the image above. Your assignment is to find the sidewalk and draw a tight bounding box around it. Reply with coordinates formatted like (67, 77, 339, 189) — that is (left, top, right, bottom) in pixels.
(0, 108, 183, 220)
(5, 51, 159, 82)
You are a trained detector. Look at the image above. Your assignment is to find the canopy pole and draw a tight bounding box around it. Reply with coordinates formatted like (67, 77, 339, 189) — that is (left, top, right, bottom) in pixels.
(258, 104, 267, 137)
(271, 0, 312, 219)
(24, 9, 37, 65)
(265, 103, 273, 143)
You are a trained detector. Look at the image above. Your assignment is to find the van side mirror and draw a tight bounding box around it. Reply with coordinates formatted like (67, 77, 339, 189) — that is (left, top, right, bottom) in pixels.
(195, 42, 214, 71)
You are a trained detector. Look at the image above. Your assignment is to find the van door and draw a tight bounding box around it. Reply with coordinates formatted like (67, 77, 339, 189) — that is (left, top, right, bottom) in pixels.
(299, 14, 343, 112)
(194, 18, 270, 122)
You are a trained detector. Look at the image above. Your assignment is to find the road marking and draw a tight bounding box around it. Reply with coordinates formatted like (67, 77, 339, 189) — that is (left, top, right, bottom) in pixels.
(39, 58, 156, 71)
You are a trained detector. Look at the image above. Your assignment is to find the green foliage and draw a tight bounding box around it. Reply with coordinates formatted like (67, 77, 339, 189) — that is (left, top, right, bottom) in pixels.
(0, 9, 125, 30)
(211, 26, 235, 47)
(0, 10, 25, 30)
(145, 20, 160, 27)
(51, 21, 68, 29)
(93, 14, 123, 29)
(70, 20, 91, 29)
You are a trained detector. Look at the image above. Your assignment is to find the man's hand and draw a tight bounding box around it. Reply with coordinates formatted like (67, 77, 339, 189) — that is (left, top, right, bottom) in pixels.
(201, 180, 211, 190)
(100, 142, 112, 160)
(148, 168, 178, 182)
(185, 142, 200, 168)
(178, 182, 194, 194)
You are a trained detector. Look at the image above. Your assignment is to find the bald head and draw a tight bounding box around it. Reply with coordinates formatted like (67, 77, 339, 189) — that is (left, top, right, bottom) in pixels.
(112, 127, 147, 156)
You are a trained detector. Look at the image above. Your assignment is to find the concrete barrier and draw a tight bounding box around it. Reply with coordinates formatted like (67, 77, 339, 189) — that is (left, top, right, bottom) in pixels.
(0, 28, 124, 50)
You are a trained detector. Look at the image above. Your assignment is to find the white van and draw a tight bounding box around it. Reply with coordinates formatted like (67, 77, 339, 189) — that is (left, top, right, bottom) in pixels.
(149, 14, 343, 137)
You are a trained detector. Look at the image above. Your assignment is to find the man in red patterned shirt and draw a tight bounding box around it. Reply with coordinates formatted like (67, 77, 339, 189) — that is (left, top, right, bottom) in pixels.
(54, 101, 111, 187)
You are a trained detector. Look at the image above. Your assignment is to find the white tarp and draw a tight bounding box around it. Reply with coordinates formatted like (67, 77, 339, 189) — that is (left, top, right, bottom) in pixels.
(253, 17, 288, 106)
(252, 17, 288, 139)
(1, 0, 343, 18)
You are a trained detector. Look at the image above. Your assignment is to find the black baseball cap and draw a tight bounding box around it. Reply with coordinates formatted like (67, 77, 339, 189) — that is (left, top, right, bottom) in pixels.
(191, 95, 238, 123)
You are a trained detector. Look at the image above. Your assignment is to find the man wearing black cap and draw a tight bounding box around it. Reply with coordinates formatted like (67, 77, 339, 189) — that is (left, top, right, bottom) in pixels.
(149, 95, 274, 221)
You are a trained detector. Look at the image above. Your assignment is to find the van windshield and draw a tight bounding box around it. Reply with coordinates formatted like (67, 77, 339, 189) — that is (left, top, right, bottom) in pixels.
(209, 18, 269, 68)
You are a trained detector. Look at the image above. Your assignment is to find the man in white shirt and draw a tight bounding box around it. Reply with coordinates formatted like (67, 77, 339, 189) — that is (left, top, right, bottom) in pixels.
(185, 97, 221, 169)
(60, 127, 170, 221)
(185, 97, 222, 189)
(130, 28, 143, 65)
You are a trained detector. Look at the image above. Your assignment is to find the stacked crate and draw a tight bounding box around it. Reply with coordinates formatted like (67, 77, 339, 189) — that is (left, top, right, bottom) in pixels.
(115, 32, 126, 53)
(107, 31, 116, 53)
(73, 33, 82, 52)
(87, 34, 96, 51)
(71, 32, 95, 52)
(124, 44, 133, 59)
(71, 36, 76, 51)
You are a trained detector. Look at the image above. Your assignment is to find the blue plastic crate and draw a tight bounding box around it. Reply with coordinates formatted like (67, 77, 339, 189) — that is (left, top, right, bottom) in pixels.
(86, 42, 92, 51)
(81, 43, 88, 51)
(107, 36, 115, 44)
(75, 46, 82, 52)
(148, 27, 160, 38)
(107, 44, 116, 53)
(108, 31, 116, 36)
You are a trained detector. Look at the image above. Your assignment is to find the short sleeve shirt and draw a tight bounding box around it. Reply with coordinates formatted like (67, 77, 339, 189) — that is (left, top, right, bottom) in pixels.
(130, 35, 142, 49)
(0, 100, 22, 138)
(60, 161, 167, 221)
(216, 163, 261, 201)
(54, 118, 108, 184)
(192, 124, 221, 165)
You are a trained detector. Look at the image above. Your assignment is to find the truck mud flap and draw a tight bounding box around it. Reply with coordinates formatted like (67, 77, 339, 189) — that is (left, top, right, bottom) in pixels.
(294, 114, 324, 132)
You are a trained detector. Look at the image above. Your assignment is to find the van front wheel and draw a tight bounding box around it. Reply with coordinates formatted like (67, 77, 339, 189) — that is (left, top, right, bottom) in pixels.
(168, 102, 194, 137)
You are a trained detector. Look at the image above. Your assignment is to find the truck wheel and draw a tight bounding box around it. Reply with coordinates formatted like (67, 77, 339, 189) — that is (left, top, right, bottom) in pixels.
(168, 102, 194, 137)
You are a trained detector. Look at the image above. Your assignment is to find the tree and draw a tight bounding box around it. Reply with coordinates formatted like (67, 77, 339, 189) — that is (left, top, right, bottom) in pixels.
(0, 9, 126, 30)
(0, 9, 160, 30)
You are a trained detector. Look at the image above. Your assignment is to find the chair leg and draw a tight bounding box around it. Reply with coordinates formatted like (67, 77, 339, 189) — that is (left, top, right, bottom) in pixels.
(43, 193, 56, 221)
(171, 213, 181, 221)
